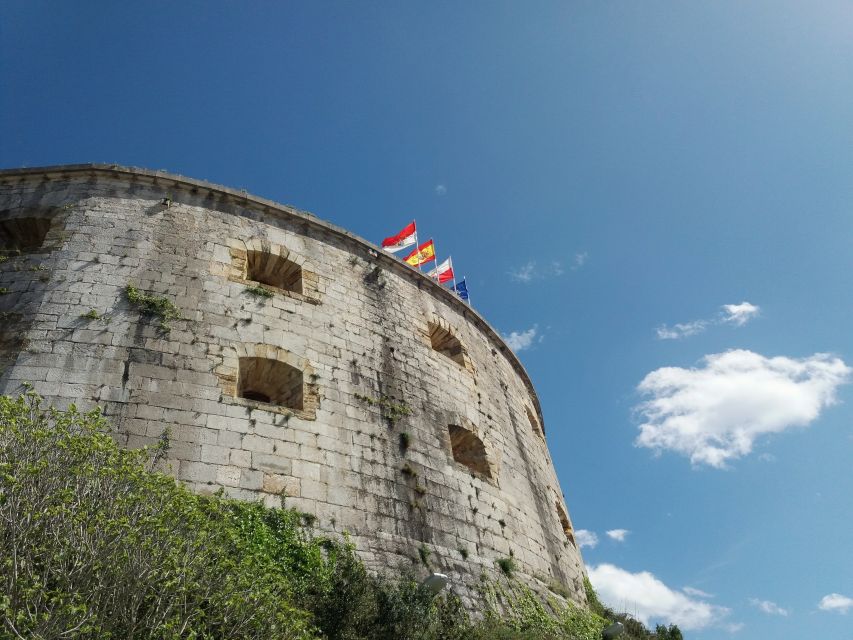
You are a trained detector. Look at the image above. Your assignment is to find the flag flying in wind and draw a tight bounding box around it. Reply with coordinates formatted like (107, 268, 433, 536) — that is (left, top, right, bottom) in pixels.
(404, 239, 436, 267)
(427, 257, 454, 284)
(381, 221, 417, 253)
(454, 279, 469, 300)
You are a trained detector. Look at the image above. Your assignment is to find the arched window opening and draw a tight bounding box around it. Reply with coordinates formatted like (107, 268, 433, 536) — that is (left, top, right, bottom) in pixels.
(527, 406, 545, 439)
(0, 217, 52, 255)
(448, 424, 492, 479)
(245, 250, 303, 294)
(429, 322, 465, 367)
(556, 502, 576, 547)
(238, 356, 303, 410)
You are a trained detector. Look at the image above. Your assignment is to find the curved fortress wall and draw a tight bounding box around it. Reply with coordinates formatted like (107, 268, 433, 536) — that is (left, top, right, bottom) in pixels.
(0, 165, 587, 606)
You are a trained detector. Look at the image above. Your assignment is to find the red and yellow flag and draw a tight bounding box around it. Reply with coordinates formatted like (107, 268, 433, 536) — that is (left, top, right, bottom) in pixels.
(404, 239, 436, 267)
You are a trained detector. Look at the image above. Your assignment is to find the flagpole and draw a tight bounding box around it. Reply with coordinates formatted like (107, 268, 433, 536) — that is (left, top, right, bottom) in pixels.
(449, 257, 457, 292)
(463, 274, 471, 306)
(413, 220, 421, 272)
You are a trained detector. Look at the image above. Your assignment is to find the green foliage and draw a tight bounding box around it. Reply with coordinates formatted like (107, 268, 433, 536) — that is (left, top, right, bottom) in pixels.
(418, 544, 432, 567)
(354, 393, 414, 425)
(245, 283, 274, 298)
(496, 557, 516, 576)
(80, 309, 101, 320)
(458, 547, 469, 560)
(0, 288, 9, 295)
(479, 579, 606, 640)
(0, 390, 313, 639)
(584, 575, 606, 617)
(655, 624, 684, 640)
(399, 431, 411, 451)
(545, 579, 572, 600)
(125, 284, 183, 332)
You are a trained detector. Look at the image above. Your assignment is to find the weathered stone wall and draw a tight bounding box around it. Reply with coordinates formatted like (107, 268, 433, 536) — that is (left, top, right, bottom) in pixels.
(0, 165, 587, 608)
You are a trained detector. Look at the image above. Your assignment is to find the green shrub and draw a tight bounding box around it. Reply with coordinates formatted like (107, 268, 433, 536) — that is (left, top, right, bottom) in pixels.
(0, 390, 313, 639)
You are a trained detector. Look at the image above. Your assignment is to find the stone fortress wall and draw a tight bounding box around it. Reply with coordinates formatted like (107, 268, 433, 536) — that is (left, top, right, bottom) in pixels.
(0, 165, 587, 607)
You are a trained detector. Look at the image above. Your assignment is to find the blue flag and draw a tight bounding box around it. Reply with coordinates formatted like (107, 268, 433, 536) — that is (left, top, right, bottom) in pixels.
(454, 279, 469, 300)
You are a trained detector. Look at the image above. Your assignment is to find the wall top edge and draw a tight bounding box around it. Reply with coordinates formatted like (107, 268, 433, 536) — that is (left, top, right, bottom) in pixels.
(0, 163, 546, 426)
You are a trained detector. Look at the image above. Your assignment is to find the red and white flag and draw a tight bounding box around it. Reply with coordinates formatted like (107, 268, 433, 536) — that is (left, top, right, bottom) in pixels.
(381, 221, 417, 253)
(427, 257, 454, 284)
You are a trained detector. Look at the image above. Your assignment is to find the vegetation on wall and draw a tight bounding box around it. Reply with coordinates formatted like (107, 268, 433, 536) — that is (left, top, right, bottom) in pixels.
(0, 391, 681, 639)
(124, 284, 184, 332)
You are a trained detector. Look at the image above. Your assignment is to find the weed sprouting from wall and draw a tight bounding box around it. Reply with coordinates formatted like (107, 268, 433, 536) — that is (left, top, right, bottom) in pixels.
(125, 284, 184, 332)
(418, 544, 432, 567)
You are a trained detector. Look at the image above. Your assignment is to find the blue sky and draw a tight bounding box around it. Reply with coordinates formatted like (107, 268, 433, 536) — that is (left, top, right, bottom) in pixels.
(3, 2, 852, 637)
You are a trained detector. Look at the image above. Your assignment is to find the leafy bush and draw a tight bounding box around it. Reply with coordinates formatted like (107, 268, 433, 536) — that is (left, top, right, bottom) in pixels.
(0, 389, 314, 639)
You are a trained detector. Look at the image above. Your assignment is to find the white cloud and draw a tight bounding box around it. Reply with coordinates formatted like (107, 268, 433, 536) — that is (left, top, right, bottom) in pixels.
(509, 261, 537, 283)
(683, 587, 714, 598)
(434, 184, 447, 196)
(749, 598, 788, 616)
(503, 326, 538, 352)
(606, 529, 630, 542)
(588, 564, 730, 630)
(635, 350, 850, 468)
(722, 301, 760, 326)
(656, 302, 760, 340)
(819, 593, 853, 613)
(575, 529, 599, 549)
(656, 320, 709, 340)
(509, 259, 572, 282)
(571, 252, 588, 270)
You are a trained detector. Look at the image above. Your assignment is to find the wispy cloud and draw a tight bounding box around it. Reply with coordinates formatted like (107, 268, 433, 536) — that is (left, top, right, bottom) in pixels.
(588, 564, 732, 631)
(656, 302, 760, 340)
(635, 350, 851, 468)
(575, 529, 599, 549)
(819, 593, 853, 614)
(606, 529, 630, 542)
(749, 598, 788, 616)
(503, 326, 538, 352)
(509, 256, 585, 282)
(434, 184, 447, 196)
(656, 320, 709, 340)
(683, 587, 714, 598)
(510, 261, 538, 283)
